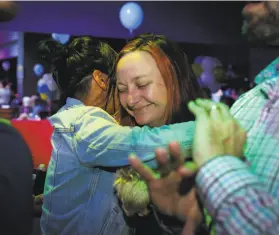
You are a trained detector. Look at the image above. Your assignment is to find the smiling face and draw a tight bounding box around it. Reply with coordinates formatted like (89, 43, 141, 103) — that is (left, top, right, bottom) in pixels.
(116, 51, 168, 127)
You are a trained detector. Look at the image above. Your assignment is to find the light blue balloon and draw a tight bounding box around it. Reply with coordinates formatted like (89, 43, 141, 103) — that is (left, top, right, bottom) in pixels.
(33, 64, 44, 77)
(2, 61, 10, 71)
(119, 2, 144, 32)
(52, 33, 70, 45)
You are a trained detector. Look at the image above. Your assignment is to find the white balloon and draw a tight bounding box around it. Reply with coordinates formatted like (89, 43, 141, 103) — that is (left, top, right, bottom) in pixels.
(22, 96, 30, 107)
(211, 89, 223, 102)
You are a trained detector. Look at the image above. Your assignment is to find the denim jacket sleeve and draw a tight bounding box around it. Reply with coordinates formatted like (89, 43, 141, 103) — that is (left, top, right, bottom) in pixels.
(73, 107, 195, 167)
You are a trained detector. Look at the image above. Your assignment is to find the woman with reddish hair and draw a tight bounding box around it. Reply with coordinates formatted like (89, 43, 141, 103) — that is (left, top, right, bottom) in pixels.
(110, 33, 207, 235)
(110, 33, 205, 127)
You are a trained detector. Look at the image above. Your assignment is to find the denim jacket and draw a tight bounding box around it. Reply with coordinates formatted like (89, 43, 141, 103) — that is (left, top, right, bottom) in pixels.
(41, 98, 195, 235)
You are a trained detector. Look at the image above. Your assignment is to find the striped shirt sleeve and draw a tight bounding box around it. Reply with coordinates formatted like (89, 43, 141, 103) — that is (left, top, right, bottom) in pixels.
(196, 156, 279, 235)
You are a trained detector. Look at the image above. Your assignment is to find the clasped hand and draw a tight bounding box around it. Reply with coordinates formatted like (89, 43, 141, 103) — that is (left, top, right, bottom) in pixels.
(129, 99, 247, 233)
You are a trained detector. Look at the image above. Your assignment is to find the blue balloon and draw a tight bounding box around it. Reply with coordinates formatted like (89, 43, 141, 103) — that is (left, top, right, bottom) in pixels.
(194, 56, 204, 65)
(119, 2, 144, 32)
(33, 64, 44, 77)
(37, 84, 49, 94)
(2, 61, 10, 71)
(52, 33, 70, 45)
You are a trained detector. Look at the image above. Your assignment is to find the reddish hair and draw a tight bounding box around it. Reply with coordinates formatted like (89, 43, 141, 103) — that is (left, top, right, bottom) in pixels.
(109, 34, 206, 126)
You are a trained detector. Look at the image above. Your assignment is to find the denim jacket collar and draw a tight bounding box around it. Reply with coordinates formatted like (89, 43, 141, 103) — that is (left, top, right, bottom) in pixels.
(66, 97, 84, 107)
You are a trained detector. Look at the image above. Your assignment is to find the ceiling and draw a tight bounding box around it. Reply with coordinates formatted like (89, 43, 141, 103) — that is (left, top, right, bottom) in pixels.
(0, 1, 248, 45)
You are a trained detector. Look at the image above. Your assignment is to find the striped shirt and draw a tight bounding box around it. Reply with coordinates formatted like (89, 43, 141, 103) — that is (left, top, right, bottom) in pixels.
(196, 76, 279, 235)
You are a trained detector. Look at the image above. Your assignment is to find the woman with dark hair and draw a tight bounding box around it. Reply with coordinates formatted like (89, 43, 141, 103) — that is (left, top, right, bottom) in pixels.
(39, 36, 118, 112)
(112, 33, 207, 234)
(37, 36, 198, 235)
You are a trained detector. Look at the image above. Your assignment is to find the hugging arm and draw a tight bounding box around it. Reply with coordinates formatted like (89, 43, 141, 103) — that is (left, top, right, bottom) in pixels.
(74, 108, 194, 167)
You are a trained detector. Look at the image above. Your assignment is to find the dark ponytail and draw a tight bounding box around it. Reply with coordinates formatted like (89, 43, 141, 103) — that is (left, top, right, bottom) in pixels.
(38, 36, 117, 108)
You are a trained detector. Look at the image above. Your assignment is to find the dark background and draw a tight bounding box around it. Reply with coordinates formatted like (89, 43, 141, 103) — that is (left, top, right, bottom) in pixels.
(0, 1, 278, 96)
(23, 32, 253, 96)
(0, 57, 17, 92)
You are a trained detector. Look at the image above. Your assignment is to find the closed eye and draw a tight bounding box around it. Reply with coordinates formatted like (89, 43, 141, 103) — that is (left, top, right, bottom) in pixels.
(117, 87, 127, 93)
(137, 83, 149, 89)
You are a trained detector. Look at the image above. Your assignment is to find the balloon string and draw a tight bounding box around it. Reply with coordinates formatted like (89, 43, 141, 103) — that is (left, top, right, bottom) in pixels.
(129, 29, 135, 40)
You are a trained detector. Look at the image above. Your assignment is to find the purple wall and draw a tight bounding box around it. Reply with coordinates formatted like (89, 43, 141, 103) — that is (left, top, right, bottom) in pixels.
(0, 31, 24, 96)
(0, 31, 19, 59)
(0, 1, 247, 45)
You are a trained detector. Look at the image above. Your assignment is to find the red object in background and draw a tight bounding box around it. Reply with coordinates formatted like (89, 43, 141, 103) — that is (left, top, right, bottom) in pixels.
(11, 120, 53, 167)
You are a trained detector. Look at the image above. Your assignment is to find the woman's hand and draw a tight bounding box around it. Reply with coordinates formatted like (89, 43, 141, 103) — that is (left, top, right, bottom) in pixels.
(129, 142, 202, 230)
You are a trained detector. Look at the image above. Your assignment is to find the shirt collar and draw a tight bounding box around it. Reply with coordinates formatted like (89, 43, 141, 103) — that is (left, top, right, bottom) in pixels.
(65, 97, 84, 107)
(255, 57, 279, 85)
(259, 76, 279, 100)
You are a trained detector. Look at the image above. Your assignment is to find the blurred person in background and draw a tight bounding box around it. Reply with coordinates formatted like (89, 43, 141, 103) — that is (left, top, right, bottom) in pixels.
(0, 118, 33, 235)
(0, 2, 44, 235)
(0, 81, 11, 106)
(0, 1, 17, 22)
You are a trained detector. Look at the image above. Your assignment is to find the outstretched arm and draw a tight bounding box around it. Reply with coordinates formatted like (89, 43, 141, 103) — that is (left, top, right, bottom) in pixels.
(74, 107, 194, 167)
